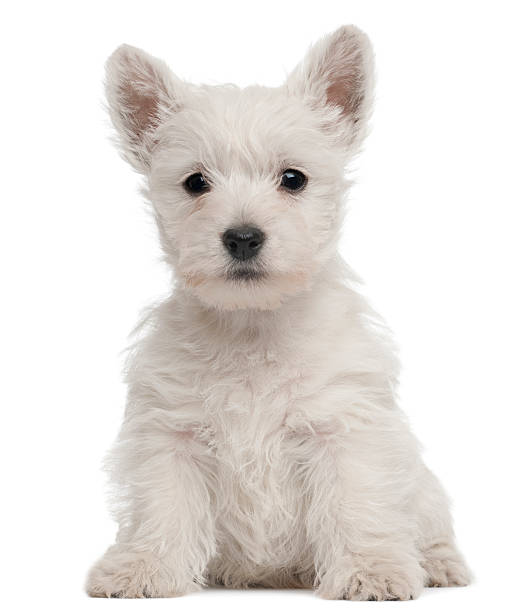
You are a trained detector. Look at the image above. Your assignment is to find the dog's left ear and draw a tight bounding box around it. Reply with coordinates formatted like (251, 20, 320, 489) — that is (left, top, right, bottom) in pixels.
(286, 25, 374, 147)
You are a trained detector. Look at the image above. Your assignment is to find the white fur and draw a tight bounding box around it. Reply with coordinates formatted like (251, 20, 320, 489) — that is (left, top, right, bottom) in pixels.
(86, 26, 470, 600)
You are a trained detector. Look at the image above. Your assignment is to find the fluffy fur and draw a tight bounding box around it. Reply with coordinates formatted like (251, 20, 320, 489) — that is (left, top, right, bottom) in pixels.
(86, 26, 470, 600)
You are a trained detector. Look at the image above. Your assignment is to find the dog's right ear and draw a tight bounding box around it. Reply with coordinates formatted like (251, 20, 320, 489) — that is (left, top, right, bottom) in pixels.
(105, 45, 184, 173)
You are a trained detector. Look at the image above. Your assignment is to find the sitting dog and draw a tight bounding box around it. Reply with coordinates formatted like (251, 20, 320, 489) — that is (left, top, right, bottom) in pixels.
(86, 25, 470, 600)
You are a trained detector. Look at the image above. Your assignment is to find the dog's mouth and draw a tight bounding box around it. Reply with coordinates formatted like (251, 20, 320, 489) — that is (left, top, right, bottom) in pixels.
(226, 264, 266, 282)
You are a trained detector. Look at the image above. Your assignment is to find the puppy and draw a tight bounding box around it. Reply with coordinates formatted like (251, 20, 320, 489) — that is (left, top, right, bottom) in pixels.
(86, 26, 470, 600)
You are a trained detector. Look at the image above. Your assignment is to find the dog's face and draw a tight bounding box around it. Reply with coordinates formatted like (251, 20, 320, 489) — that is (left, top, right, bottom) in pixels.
(106, 26, 373, 310)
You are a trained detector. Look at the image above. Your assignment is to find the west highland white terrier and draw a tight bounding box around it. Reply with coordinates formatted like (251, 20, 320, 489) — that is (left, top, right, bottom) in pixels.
(86, 26, 470, 600)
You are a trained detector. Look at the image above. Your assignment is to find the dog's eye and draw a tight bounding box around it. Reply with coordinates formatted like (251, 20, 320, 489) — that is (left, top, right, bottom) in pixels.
(280, 169, 307, 192)
(184, 172, 210, 195)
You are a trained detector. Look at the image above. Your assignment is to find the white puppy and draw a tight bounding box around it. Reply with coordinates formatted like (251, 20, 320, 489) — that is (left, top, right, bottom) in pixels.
(87, 26, 470, 600)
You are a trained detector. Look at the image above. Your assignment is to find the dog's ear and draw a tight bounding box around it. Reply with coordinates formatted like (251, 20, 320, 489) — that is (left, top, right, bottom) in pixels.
(105, 44, 184, 173)
(286, 26, 374, 148)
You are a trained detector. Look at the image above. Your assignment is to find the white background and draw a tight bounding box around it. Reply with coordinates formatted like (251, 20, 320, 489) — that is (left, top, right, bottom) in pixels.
(1, 1, 512, 610)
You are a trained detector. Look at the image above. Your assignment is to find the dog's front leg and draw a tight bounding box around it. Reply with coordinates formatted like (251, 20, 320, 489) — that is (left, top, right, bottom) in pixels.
(301, 421, 425, 601)
(86, 416, 216, 598)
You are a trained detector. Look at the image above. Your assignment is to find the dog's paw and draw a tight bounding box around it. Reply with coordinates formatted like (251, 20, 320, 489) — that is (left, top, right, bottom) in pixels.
(341, 570, 422, 601)
(316, 558, 425, 601)
(86, 546, 200, 598)
(421, 540, 472, 588)
(423, 556, 471, 588)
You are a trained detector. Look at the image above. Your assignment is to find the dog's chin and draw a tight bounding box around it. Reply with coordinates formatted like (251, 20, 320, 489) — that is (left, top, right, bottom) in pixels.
(182, 269, 312, 312)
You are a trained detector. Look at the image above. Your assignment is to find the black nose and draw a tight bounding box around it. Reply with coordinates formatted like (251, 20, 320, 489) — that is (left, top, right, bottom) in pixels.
(222, 226, 265, 261)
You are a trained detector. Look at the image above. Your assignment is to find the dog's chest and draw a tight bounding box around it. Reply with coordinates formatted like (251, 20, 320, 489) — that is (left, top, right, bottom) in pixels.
(200, 360, 306, 564)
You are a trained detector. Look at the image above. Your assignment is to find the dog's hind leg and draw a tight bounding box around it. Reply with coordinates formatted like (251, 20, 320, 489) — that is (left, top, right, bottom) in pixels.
(421, 539, 471, 588)
(414, 465, 471, 588)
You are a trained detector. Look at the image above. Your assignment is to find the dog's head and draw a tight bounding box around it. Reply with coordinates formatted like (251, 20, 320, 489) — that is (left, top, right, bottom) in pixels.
(105, 26, 374, 311)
